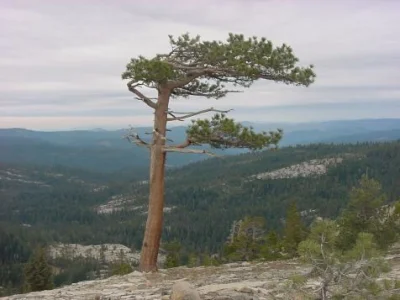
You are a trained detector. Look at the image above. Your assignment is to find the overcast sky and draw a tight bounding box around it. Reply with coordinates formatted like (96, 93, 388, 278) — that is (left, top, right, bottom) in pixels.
(1, 0, 399, 130)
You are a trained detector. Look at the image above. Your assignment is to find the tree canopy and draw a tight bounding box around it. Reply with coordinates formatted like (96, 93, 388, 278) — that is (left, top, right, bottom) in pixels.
(122, 33, 316, 154)
(122, 33, 315, 95)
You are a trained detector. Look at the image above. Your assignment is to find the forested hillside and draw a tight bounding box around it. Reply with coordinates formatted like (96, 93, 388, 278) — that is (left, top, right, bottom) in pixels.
(0, 141, 399, 295)
(1, 141, 399, 248)
(1, 118, 399, 174)
(159, 141, 400, 251)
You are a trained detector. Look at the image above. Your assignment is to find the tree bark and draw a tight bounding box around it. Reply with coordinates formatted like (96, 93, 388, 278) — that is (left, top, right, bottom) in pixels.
(139, 88, 170, 272)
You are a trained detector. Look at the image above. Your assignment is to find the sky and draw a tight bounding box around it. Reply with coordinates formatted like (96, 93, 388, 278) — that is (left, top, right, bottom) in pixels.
(1, 0, 399, 130)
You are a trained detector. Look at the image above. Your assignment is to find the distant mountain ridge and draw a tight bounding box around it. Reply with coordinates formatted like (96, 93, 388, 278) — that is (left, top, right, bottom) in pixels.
(1, 118, 399, 175)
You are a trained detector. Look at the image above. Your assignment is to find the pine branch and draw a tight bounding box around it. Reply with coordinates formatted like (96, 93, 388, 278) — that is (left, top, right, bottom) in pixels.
(123, 33, 316, 101)
(166, 61, 308, 88)
(171, 88, 236, 98)
(167, 107, 233, 121)
(171, 85, 243, 98)
(167, 71, 204, 89)
(187, 114, 283, 150)
(205, 136, 279, 149)
(162, 146, 218, 156)
(166, 64, 245, 89)
(127, 80, 157, 109)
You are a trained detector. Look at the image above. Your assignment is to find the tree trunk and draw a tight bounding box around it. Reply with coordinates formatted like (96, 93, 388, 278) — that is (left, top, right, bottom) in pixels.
(139, 88, 170, 272)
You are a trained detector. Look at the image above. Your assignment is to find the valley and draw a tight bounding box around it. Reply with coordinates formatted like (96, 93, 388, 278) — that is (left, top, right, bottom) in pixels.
(1, 118, 399, 175)
(1, 129, 399, 297)
(2, 1, 400, 297)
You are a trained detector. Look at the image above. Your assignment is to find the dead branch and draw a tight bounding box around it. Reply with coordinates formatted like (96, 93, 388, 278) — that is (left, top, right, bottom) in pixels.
(127, 80, 157, 109)
(167, 111, 178, 119)
(167, 107, 233, 121)
(124, 127, 150, 148)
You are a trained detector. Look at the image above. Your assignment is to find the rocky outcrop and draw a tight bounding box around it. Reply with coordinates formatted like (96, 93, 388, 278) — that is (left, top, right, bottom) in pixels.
(48, 243, 165, 265)
(96, 195, 139, 214)
(251, 157, 344, 180)
(96, 195, 176, 215)
(3, 254, 399, 300)
(0, 169, 50, 187)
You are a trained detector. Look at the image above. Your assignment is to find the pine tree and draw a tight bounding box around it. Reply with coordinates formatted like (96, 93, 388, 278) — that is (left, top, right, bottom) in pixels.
(337, 175, 400, 251)
(23, 247, 53, 292)
(202, 254, 219, 266)
(260, 230, 282, 260)
(111, 263, 132, 276)
(266, 230, 279, 247)
(296, 219, 395, 300)
(163, 240, 181, 268)
(187, 253, 198, 268)
(283, 201, 306, 257)
(122, 32, 316, 271)
(224, 216, 267, 261)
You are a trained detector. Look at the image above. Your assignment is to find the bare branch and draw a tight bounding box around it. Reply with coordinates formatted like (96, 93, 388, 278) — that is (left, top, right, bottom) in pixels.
(123, 127, 150, 148)
(163, 146, 218, 156)
(127, 80, 157, 109)
(167, 111, 179, 120)
(167, 107, 233, 121)
(167, 139, 193, 149)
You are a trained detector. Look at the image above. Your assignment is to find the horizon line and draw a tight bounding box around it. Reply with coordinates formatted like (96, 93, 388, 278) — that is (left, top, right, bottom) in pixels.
(1, 117, 399, 132)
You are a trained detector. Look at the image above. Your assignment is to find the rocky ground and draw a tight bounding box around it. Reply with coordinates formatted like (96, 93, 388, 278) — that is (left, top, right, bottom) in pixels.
(48, 243, 166, 265)
(3, 252, 400, 300)
(251, 157, 344, 180)
(95, 194, 175, 215)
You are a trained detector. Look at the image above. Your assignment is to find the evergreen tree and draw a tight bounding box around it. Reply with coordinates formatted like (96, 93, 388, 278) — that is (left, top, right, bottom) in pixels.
(163, 240, 181, 268)
(201, 254, 219, 266)
(110, 249, 132, 276)
(223, 216, 266, 261)
(260, 230, 282, 260)
(337, 175, 400, 251)
(283, 202, 306, 257)
(266, 230, 279, 246)
(295, 219, 396, 300)
(110, 263, 132, 276)
(23, 247, 53, 292)
(187, 253, 198, 268)
(122, 32, 315, 271)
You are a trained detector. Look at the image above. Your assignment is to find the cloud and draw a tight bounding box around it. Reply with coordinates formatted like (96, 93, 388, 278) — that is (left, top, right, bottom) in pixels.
(0, 0, 399, 130)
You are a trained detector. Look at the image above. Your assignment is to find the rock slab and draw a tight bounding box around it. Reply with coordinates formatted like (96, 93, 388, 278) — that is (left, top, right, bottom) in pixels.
(170, 281, 201, 300)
